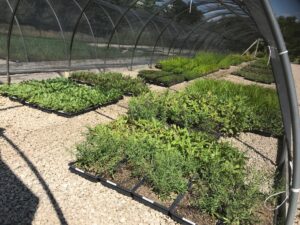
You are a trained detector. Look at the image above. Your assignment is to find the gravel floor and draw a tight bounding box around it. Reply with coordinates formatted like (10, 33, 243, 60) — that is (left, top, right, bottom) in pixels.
(221, 133, 278, 194)
(0, 96, 177, 225)
(1, 63, 296, 225)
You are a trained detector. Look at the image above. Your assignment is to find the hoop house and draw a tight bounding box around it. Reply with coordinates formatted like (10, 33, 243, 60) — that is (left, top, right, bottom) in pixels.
(0, 0, 299, 224)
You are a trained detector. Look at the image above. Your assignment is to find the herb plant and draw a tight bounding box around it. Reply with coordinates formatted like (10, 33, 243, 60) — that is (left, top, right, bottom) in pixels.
(70, 71, 149, 96)
(232, 58, 275, 84)
(75, 117, 263, 223)
(140, 52, 253, 86)
(128, 79, 283, 136)
(0, 78, 123, 113)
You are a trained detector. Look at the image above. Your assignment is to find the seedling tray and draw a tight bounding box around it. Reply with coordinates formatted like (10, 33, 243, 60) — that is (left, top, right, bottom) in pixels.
(69, 161, 200, 225)
(69, 78, 135, 97)
(2, 93, 123, 117)
(141, 77, 181, 88)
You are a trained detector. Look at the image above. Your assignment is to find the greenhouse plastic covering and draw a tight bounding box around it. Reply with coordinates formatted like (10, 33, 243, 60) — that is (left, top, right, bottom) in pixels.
(0, 0, 299, 224)
(0, 0, 262, 73)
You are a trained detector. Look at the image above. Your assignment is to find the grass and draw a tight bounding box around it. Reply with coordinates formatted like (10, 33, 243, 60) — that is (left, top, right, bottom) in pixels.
(0, 78, 123, 113)
(128, 79, 283, 136)
(232, 58, 274, 84)
(70, 71, 149, 96)
(75, 117, 265, 224)
(0, 34, 152, 62)
(138, 52, 253, 86)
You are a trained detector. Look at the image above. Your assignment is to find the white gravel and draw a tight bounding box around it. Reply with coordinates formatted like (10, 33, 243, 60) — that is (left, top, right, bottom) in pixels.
(0, 96, 177, 225)
(1, 63, 295, 225)
(221, 132, 278, 194)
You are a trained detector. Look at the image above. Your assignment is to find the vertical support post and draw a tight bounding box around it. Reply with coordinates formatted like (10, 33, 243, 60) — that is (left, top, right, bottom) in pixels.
(261, 1, 300, 225)
(69, 0, 93, 70)
(6, 0, 22, 85)
(254, 38, 260, 57)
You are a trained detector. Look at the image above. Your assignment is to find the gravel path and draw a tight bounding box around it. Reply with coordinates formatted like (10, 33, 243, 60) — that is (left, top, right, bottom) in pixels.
(0, 96, 177, 225)
(221, 133, 278, 194)
(0, 63, 292, 225)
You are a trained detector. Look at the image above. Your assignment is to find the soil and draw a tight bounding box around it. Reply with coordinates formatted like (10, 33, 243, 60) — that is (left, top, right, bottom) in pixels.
(255, 205, 274, 225)
(135, 184, 176, 208)
(104, 163, 141, 190)
(174, 191, 216, 225)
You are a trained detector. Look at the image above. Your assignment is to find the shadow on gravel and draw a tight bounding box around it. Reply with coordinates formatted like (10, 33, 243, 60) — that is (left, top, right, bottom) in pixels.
(234, 136, 276, 165)
(0, 159, 39, 225)
(0, 105, 24, 112)
(0, 128, 68, 225)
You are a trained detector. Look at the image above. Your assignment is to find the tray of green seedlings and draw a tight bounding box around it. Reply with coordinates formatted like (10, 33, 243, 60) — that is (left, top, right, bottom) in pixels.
(137, 70, 185, 87)
(140, 52, 252, 87)
(128, 79, 283, 137)
(232, 58, 274, 84)
(69, 71, 149, 96)
(0, 78, 123, 117)
(70, 117, 273, 225)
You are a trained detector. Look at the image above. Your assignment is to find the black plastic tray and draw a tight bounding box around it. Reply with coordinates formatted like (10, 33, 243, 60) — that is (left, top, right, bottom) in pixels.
(69, 162, 198, 225)
(2, 93, 123, 117)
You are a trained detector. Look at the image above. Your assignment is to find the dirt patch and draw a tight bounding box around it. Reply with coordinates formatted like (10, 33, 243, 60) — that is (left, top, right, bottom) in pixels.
(135, 184, 176, 208)
(104, 163, 141, 190)
(174, 191, 216, 225)
(0, 95, 176, 225)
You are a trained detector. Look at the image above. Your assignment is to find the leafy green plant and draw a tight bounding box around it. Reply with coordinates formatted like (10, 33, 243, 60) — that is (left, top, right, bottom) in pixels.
(218, 54, 252, 69)
(141, 52, 253, 86)
(128, 79, 283, 136)
(232, 58, 274, 84)
(0, 78, 123, 113)
(75, 117, 264, 223)
(138, 70, 185, 87)
(70, 71, 149, 96)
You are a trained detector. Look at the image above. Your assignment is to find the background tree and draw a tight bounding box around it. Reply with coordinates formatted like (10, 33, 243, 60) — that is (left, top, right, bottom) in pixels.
(278, 16, 300, 63)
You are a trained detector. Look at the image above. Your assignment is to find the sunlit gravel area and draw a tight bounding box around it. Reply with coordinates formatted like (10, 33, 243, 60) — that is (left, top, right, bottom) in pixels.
(0, 63, 298, 225)
(0, 96, 177, 225)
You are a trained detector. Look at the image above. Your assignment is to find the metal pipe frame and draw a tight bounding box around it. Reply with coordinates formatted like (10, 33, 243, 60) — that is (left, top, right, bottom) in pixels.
(71, 0, 98, 63)
(260, 1, 300, 225)
(168, 5, 252, 57)
(149, 8, 189, 67)
(45, 0, 68, 60)
(97, 4, 121, 49)
(140, 11, 167, 50)
(190, 19, 258, 54)
(103, 0, 140, 70)
(97, 0, 135, 39)
(6, 0, 28, 62)
(168, 11, 236, 56)
(129, 0, 177, 70)
(188, 31, 214, 56)
(177, 17, 252, 56)
(6, 0, 22, 84)
(68, 0, 93, 68)
(129, 9, 165, 52)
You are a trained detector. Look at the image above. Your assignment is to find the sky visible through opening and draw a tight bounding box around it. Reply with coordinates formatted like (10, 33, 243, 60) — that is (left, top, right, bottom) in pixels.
(270, 0, 300, 19)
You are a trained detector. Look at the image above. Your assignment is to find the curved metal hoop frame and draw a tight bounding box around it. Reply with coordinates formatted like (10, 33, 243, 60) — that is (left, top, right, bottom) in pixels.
(3, 2, 300, 224)
(6, 0, 22, 84)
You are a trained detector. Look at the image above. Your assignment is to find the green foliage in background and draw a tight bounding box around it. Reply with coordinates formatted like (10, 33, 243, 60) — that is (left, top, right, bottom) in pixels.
(278, 16, 300, 63)
(232, 58, 275, 84)
(139, 52, 252, 86)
